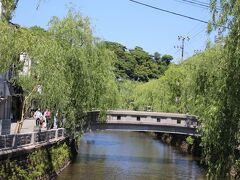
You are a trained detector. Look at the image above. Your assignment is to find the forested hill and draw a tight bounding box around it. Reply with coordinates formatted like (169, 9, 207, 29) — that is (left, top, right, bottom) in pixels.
(103, 41, 173, 82)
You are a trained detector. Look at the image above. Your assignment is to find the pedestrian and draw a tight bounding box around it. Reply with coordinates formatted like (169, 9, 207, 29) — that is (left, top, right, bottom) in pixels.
(44, 108, 51, 129)
(33, 108, 42, 127)
(53, 110, 58, 129)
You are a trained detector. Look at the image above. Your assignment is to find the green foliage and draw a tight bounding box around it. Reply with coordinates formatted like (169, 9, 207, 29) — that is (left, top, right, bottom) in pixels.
(200, 0, 240, 178)
(118, 42, 238, 178)
(104, 41, 172, 82)
(119, 62, 187, 112)
(0, 143, 71, 179)
(117, 80, 141, 110)
(47, 9, 119, 135)
(0, 8, 119, 135)
(235, 160, 240, 175)
(0, 21, 17, 72)
(0, 0, 19, 21)
(161, 54, 173, 65)
(186, 136, 194, 145)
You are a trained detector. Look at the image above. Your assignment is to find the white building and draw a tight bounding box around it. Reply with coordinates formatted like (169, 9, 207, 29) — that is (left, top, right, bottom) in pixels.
(19, 52, 31, 76)
(0, 0, 5, 20)
(0, 1, 2, 19)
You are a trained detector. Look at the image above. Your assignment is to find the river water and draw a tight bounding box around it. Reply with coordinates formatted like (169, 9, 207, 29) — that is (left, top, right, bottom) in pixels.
(57, 131, 206, 180)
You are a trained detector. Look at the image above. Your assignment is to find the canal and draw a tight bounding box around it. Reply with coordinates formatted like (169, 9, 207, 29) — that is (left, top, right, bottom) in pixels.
(57, 131, 206, 179)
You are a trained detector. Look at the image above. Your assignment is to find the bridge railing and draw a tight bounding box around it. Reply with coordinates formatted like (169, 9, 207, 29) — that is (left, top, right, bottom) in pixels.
(106, 120, 198, 128)
(0, 128, 65, 150)
(106, 113, 198, 128)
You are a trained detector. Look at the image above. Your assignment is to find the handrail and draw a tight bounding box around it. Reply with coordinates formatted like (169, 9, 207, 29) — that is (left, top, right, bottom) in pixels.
(0, 128, 66, 150)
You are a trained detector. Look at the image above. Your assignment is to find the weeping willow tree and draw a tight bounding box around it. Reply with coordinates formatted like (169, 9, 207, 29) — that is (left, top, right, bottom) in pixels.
(121, 3, 240, 175)
(124, 43, 234, 177)
(198, 0, 240, 178)
(0, 0, 19, 22)
(125, 62, 189, 113)
(0, 21, 17, 72)
(48, 9, 119, 133)
(11, 26, 71, 133)
(0, 5, 119, 135)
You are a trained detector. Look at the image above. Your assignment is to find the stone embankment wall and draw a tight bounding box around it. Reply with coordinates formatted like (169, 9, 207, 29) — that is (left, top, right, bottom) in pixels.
(155, 133, 201, 156)
(0, 137, 76, 180)
(155, 133, 240, 178)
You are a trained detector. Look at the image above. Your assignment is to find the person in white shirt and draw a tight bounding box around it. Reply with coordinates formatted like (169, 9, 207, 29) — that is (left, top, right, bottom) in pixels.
(33, 108, 42, 127)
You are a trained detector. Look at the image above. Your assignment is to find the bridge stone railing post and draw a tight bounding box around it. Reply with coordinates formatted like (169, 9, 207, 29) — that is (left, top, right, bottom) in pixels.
(31, 132, 35, 145)
(12, 134, 17, 148)
(60, 128, 64, 138)
(3, 135, 6, 149)
(4, 136, 7, 148)
(46, 131, 49, 142)
(55, 129, 58, 140)
(0, 135, 6, 149)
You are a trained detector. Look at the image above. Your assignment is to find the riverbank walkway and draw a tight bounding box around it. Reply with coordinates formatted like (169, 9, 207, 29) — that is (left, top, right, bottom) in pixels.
(10, 118, 48, 134)
(11, 118, 34, 134)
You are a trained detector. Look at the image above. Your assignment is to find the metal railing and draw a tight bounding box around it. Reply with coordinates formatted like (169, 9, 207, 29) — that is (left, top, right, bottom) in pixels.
(0, 128, 65, 150)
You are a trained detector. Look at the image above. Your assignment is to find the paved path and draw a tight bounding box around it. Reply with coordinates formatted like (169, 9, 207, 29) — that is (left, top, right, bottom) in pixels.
(10, 118, 46, 134)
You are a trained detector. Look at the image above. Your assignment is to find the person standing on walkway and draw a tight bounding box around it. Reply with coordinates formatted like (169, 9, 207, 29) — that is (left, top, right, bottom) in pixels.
(33, 108, 42, 127)
(53, 110, 58, 129)
(44, 108, 51, 129)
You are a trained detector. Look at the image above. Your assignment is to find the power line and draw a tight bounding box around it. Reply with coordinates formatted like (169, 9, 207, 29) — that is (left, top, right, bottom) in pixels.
(177, 0, 221, 11)
(192, 0, 221, 9)
(185, 12, 209, 35)
(192, 0, 211, 6)
(186, 22, 202, 35)
(186, 27, 206, 53)
(174, 0, 209, 10)
(129, 0, 209, 24)
(174, 48, 181, 55)
(190, 26, 206, 39)
(129, 0, 228, 29)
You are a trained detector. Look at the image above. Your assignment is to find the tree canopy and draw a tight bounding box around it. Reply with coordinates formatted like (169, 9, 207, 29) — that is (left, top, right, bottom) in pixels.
(104, 41, 173, 82)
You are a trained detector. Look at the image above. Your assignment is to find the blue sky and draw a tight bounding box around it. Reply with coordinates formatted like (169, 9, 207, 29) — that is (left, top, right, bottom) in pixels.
(12, 0, 216, 62)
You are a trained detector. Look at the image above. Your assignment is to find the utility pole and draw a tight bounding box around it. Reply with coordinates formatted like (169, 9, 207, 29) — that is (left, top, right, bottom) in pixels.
(174, 36, 190, 61)
(215, 26, 223, 43)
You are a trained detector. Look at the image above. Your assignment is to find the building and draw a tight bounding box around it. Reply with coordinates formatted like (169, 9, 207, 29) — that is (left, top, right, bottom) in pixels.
(0, 52, 30, 135)
(19, 52, 31, 76)
(0, 1, 3, 19)
(0, 69, 13, 135)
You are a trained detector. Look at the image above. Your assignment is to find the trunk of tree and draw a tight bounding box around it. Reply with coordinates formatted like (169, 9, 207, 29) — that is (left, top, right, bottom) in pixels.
(15, 86, 37, 133)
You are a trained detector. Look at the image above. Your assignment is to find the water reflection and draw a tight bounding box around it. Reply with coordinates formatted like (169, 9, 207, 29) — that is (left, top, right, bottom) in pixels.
(58, 131, 206, 180)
